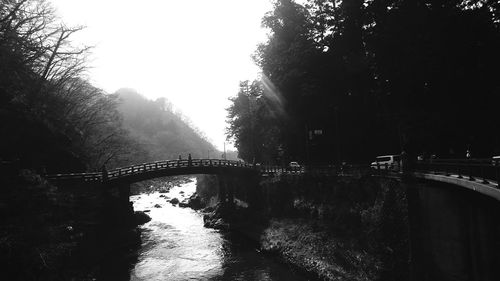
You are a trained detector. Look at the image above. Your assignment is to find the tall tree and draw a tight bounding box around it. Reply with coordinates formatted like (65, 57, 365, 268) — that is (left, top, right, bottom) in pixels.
(226, 80, 282, 164)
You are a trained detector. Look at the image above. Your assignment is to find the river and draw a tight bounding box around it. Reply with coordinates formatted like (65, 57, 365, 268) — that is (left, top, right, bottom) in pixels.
(101, 177, 312, 281)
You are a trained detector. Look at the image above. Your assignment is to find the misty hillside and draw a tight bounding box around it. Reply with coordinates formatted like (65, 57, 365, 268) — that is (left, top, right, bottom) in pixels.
(115, 89, 216, 161)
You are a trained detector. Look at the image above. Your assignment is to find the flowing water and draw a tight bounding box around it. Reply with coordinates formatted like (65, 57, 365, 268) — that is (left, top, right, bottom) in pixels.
(112, 178, 312, 281)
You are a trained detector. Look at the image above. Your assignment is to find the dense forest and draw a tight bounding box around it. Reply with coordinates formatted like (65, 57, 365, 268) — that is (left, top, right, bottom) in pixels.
(227, 0, 500, 165)
(0, 0, 217, 174)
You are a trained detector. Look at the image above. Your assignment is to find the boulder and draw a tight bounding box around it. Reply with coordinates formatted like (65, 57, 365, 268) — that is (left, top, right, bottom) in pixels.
(207, 218, 229, 230)
(134, 211, 151, 225)
(203, 206, 215, 213)
(170, 198, 179, 205)
(154, 204, 161, 208)
(188, 196, 202, 210)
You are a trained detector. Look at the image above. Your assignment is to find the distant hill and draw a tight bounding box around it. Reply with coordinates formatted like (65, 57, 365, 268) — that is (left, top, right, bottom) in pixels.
(115, 89, 217, 161)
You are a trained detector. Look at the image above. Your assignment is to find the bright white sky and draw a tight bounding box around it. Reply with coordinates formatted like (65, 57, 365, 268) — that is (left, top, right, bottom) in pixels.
(50, 0, 275, 151)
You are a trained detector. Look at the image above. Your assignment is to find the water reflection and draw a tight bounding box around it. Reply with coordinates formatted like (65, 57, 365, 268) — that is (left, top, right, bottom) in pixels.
(126, 178, 310, 281)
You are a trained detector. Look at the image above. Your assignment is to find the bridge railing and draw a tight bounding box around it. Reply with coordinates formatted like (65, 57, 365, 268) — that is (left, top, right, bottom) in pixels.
(46, 159, 257, 182)
(414, 159, 500, 187)
(45, 172, 102, 182)
(369, 162, 403, 176)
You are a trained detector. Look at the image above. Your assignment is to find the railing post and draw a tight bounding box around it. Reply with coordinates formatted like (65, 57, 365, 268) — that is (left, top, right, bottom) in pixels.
(468, 161, 475, 181)
(155, 162, 158, 169)
(481, 165, 488, 184)
(444, 163, 450, 176)
(496, 165, 500, 188)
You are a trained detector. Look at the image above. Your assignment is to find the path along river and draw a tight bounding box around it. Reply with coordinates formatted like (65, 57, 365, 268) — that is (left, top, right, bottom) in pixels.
(100, 177, 313, 281)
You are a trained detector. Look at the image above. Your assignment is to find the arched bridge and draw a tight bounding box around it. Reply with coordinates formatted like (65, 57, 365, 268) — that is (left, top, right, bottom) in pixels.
(46, 159, 261, 184)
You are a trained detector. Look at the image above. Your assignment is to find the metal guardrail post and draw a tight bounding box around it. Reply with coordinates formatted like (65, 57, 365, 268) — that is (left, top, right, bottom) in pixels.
(481, 165, 488, 184)
(457, 165, 462, 178)
(495, 165, 500, 188)
(445, 164, 450, 176)
(468, 162, 475, 181)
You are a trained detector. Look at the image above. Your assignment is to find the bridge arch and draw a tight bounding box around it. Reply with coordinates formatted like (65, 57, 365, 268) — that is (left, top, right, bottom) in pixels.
(47, 159, 260, 184)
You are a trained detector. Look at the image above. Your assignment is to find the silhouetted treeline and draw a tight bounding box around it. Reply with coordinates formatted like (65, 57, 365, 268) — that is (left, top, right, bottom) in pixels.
(0, 0, 133, 172)
(227, 0, 500, 165)
(0, 0, 217, 173)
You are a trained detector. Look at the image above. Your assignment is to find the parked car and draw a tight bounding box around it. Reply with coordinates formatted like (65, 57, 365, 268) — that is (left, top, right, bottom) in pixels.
(492, 156, 500, 166)
(288, 161, 301, 171)
(371, 155, 401, 170)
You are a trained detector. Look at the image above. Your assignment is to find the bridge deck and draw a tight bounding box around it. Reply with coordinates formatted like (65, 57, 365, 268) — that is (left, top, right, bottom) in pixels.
(47, 159, 258, 183)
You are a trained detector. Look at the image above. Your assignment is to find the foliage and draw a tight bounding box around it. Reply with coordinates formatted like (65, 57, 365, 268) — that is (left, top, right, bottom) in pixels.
(227, 0, 500, 164)
(0, 0, 141, 171)
(226, 80, 283, 164)
(115, 88, 217, 161)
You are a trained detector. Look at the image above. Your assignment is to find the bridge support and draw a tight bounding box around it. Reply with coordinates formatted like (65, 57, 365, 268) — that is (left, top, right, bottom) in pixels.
(218, 175, 234, 208)
(404, 180, 500, 281)
(102, 183, 134, 228)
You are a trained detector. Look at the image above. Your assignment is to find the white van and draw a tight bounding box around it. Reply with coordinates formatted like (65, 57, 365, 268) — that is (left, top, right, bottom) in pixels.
(371, 155, 401, 170)
(492, 156, 500, 166)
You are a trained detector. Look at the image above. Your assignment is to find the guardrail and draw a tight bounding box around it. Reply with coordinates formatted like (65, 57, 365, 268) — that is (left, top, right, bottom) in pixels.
(369, 158, 500, 188)
(414, 159, 500, 187)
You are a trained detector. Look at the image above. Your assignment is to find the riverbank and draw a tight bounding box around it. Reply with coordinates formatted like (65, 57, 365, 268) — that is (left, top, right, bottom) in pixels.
(0, 170, 87, 280)
(0, 170, 150, 280)
(199, 174, 409, 281)
(260, 218, 377, 280)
